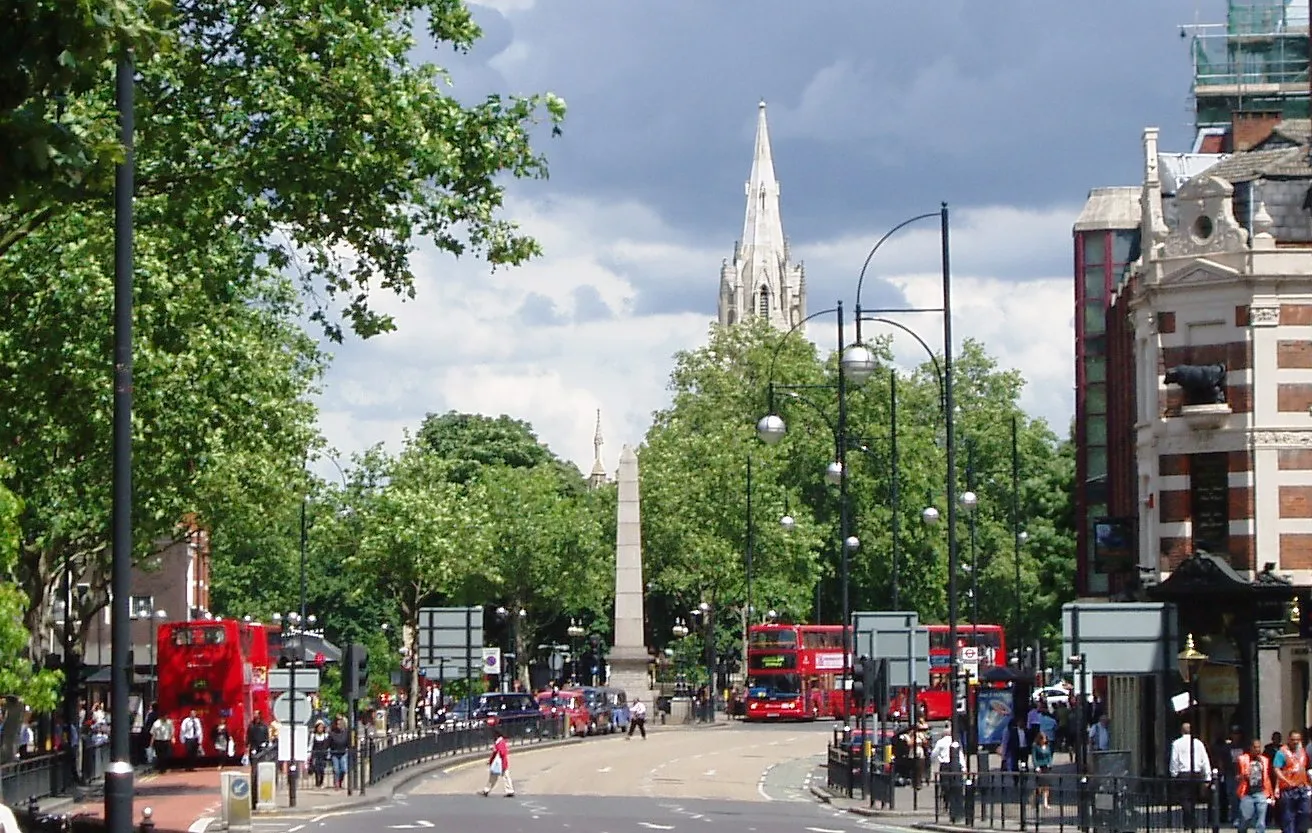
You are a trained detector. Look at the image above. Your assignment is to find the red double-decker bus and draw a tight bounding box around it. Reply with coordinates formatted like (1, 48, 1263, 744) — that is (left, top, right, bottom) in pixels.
(156, 618, 271, 761)
(890, 623, 1006, 722)
(744, 623, 856, 721)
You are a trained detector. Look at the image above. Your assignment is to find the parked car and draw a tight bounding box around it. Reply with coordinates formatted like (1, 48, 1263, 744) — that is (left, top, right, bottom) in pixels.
(536, 689, 591, 736)
(580, 687, 614, 734)
(474, 692, 542, 736)
(1032, 685, 1071, 710)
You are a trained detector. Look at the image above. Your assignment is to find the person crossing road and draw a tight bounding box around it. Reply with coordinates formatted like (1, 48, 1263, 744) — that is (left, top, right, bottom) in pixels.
(627, 698, 648, 740)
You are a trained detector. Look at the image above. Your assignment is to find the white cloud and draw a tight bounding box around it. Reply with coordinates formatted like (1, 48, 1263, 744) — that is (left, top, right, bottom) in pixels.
(313, 195, 1077, 482)
(471, 0, 536, 13)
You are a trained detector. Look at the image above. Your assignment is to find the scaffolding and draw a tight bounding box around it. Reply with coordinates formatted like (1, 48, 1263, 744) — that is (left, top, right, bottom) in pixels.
(1190, 0, 1310, 127)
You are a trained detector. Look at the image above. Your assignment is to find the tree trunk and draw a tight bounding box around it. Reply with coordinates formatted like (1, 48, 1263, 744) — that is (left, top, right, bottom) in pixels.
(404, 596, 419, 732)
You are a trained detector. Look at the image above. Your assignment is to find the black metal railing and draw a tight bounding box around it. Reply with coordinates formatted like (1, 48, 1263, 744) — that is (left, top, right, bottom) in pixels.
(827, 745, 854, 798)
(933, 768, 1224, 833)
(366, 714, 566, 786)
(0, 753, 74, 806)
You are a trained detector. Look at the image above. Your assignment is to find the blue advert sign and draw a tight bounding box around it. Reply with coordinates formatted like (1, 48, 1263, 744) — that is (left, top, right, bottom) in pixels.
(976, 689, 1014, 747)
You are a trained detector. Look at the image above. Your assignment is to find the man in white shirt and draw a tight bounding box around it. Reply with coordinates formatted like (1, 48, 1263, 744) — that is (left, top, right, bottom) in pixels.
(180, 710, 204, 771)
(1169, 722, 1211, 824)
(1089, 714, 1111, 753)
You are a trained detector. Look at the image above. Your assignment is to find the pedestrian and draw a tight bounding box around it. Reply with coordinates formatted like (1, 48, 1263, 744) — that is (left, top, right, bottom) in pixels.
(1088, 713, 1111, 752)
(627, 698, 648, 740)
(309, 721, 329, 788)
(245, 712, 270, 763)
(328, 717, 350, 790)
(212, 718, 233, 765)
(180, 709, 204, 770)
(1002, 716, 1030, 773)
(149, 712, 175, 772)
(1274, 730, 1311, 833)
(1169, 721, 1212, 828)
(1237, 738, 1274, 833)
(480, 727, 514, 798)
(1031, 731, 1054, 809)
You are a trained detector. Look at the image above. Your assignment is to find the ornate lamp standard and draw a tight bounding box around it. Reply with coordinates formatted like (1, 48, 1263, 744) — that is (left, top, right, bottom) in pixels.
(567, 619, 585, 685)
(1177, 634, 1209, 789)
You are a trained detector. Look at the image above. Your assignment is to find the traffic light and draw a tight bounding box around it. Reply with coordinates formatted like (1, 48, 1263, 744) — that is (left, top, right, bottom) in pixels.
(343, 643, 369, 701)
(869, 658, 886, 712)
(851, 656, 869, 706)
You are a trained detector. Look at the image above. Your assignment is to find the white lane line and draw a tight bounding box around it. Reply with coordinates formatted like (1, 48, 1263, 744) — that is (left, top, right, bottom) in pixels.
(805, 828, 846, 833)
(703, 769, 717, 776)
(288, 826, 306, 832)
(638, 825, 675, 830)
(598, 766, 612, 772)
(187, 819, 212, 833)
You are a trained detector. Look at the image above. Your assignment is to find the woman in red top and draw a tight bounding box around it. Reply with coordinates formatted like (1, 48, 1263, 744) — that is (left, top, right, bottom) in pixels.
(480, 728, 514, 798)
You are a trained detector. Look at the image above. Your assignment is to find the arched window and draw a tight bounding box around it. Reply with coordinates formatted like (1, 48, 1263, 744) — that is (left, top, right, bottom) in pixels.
(758, 286, 770, 316)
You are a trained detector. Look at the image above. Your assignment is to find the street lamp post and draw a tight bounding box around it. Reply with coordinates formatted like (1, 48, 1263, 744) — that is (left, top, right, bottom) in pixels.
(852, 204, 957, 747)
(694, 602, 715, 722)
(1011, 415, 1023, 647)
(1178, 634, 1209, 800)
(745, 455, 754, 657)
(961, 479, 979, 649)
(671, 619, 690, 699)
(567, 619, 585, 685)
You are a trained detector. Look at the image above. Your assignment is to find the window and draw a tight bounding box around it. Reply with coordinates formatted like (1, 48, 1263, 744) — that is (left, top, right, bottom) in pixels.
(745, 674, 802, 697)
(1112, 230, 1139, 265)
(1084, 266, 1107, 300)
(1085, 417, 1107, 445)
(1086, 384, 1107, 415)
(172, 629, 194, 646)
(801, 630, 844, 649)
(200, 626, 226, 645)
(750, 629, 797, 647)
(130, 596, 154, 620)
(1087, 447, 1108, 478)
(1084, 356, 1106, 383)
(758, 286, 770, 316)
(1084, 302, 1107, 334)
(1082, 232, 1107, 267)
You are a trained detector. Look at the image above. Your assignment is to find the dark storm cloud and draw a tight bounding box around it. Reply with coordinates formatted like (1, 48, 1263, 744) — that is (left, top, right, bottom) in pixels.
(440, 1, 1225, 246)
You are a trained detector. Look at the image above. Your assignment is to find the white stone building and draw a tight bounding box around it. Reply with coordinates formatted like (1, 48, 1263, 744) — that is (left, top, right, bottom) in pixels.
(717, 102, 806, 331)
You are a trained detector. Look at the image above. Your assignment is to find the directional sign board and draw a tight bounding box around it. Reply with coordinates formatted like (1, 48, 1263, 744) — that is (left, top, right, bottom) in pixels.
(851, 611, 930, 689)
(416, 606, 484, 678)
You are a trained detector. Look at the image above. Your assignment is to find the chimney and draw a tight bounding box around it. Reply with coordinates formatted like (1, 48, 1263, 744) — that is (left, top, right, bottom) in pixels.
(1232, 110, 1283, 152)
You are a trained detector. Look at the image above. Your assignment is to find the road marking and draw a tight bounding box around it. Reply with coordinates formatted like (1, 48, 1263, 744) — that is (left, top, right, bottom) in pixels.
(805, 828, 846, 833)
(387, 823, 434, 830)
(638, 825, 674, 830)
(702, 769, 717, 776)
(597, 766, 612, 772)
(187, 819, 212, 833)
(288, 826, 306, 832)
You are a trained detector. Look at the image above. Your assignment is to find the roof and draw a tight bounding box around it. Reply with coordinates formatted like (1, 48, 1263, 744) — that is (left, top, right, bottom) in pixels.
(1159, 153, 1228, 193)
(1266, 118, 1311, 147)
(1074, 187, 1141, 232)
(1201, 144, 1312, 182)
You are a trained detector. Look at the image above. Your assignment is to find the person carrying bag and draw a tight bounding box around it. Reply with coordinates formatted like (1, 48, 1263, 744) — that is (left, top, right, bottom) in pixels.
(480, 728, 514, 798)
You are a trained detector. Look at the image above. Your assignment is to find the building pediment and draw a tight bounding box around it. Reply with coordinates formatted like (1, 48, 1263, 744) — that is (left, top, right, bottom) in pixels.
(1156, 258, 1241, 288)
(1163, 175, 1249, 258)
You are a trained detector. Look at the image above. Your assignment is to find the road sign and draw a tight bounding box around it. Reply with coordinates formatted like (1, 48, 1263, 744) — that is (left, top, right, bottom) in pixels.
(961, 646, 980, 663)
(482, 647, 501, 676)
(416, 606, 484, 677)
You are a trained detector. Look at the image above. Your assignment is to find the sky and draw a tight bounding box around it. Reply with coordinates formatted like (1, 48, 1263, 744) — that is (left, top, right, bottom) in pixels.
(314, 0, 1227, 479)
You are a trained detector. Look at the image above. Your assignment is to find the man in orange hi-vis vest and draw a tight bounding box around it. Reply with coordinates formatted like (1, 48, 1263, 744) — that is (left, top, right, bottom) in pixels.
(1237, 738, 1275, 833)
(1273, 731, 1310, 833)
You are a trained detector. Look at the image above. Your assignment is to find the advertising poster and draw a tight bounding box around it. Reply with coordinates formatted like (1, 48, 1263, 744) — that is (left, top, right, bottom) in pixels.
(976, 689, 1014, 747)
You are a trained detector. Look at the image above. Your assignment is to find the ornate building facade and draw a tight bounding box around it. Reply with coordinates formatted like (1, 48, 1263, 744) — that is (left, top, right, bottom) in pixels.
(717, 102, 806, 330)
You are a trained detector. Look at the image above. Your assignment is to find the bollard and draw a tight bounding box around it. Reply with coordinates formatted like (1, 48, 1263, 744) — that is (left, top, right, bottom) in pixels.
(139, 805, 156, 832)
(27, 795, 38, 817)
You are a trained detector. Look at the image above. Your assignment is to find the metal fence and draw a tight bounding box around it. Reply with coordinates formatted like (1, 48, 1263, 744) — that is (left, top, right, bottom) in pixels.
(365, 714, 566, 786)
(933, 768, 1225, 833)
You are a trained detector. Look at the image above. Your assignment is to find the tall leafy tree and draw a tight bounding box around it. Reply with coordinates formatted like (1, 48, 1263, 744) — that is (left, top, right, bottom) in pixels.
(3, 0, 566, 338)
(0, 463, 60, 709)
(347, 439, 491, 728)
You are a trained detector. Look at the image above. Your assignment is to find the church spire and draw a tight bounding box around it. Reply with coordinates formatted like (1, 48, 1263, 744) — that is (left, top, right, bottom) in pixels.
(741, 100, 784, 256)
(717, 100, 805, 331)
(588, 409, 607, 489)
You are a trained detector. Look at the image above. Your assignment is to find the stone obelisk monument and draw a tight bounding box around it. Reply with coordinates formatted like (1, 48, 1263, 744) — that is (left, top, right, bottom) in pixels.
(610, 444, 651, 698)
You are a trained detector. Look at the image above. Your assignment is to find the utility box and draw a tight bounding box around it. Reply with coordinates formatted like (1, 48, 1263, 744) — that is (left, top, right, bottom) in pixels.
(254, 760, 277, 812)
(221, 771, 253, 830)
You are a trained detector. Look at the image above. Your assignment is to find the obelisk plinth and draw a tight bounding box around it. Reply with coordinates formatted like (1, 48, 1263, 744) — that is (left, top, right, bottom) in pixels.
(610, 444, 651, 699)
